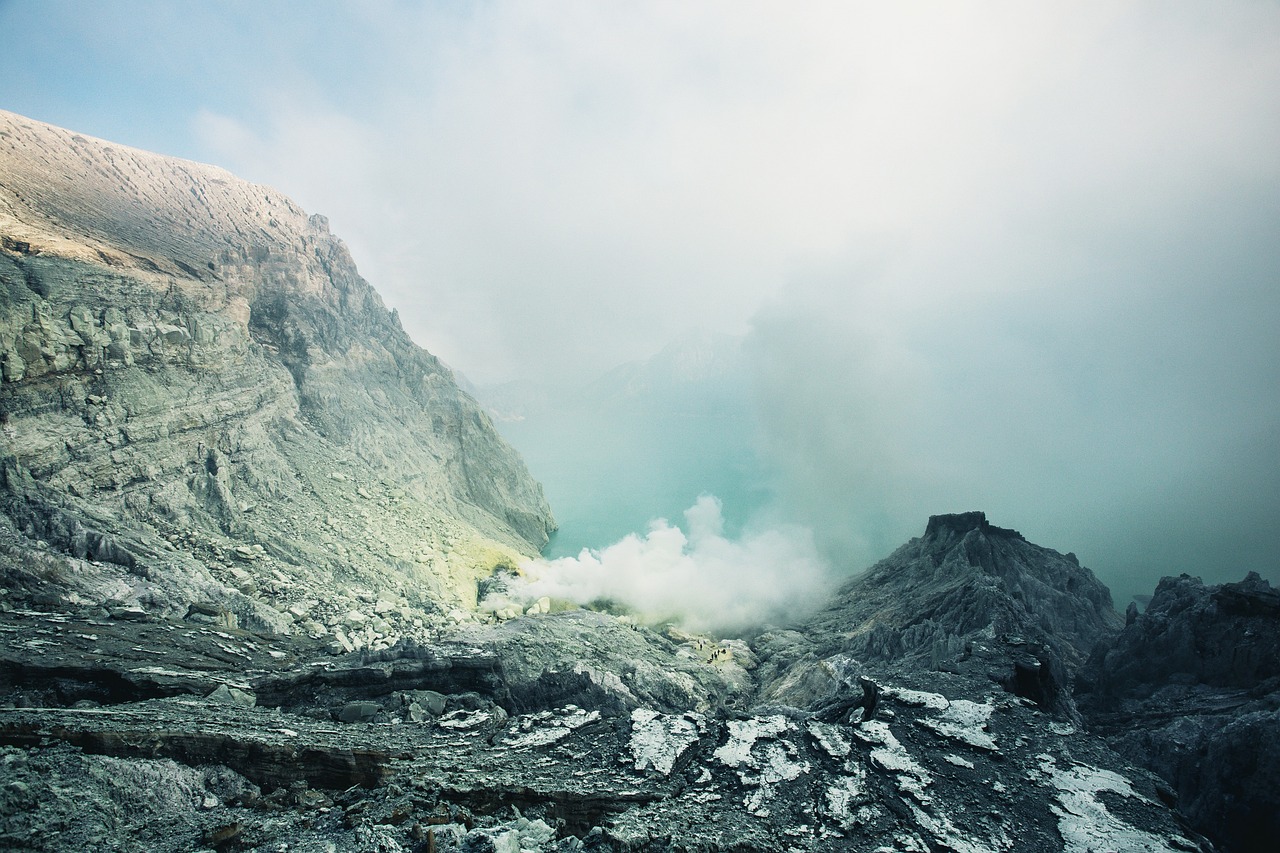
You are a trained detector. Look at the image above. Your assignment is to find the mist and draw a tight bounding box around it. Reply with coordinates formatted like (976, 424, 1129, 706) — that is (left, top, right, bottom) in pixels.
(488, 495, 829, 634)
(3, 0, 1278, 609)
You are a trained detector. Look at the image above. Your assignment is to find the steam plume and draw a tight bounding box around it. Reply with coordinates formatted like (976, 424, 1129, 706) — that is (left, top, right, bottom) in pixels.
(494, 495, 828, 634)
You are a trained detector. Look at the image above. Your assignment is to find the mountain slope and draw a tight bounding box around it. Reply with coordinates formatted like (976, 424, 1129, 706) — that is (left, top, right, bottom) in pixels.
(0, 109, 553, 639)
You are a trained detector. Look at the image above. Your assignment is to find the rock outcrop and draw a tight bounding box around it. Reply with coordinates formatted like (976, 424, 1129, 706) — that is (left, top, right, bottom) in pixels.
(796, 512, 1122, 719)
(0, 108, 554, 640)
(1078, 572, 1280, 853)
(0, 603, 1212, 853)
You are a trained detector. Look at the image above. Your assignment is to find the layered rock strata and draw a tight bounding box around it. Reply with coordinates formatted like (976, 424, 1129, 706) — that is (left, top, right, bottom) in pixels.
(0, 109, 554, 638)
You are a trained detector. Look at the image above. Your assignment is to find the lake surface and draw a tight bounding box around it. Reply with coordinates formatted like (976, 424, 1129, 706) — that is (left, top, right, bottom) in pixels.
(496, 393, 773, 558)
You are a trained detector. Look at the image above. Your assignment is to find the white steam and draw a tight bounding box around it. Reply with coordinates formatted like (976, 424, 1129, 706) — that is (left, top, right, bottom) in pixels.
(494, 495, 829, 634)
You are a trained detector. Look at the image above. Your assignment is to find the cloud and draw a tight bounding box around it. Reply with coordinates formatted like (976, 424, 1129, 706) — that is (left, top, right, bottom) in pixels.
(172, 1, 1280, 391)
(742, 161, 1280, 600)
(494, 495, 830, 633)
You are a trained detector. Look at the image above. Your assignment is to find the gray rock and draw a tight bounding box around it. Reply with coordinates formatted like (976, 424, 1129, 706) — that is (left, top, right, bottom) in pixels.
(1079, 572, 1280, 852)
(206, 684, 256, 708)
(796, 511, 1123, 721)
(338, 701, 381, 723)
(408, 689, 447, 716)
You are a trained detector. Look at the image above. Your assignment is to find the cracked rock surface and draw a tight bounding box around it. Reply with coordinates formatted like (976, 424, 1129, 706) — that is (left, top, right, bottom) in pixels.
(1, 517, 1220, 852)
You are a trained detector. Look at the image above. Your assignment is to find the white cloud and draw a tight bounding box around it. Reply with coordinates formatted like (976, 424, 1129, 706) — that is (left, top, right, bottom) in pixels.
(499, 495, 829, 633)
(182, 2, 1280, 389)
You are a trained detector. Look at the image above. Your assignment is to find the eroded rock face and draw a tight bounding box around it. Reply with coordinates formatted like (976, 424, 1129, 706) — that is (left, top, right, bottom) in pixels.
(1078, 572, 1280, 853)
(0, 109, 554, 635)
(799, 512, 1122, 720)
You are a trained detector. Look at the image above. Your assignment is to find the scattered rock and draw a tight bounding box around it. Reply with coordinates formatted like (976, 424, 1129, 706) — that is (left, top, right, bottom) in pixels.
(207, 684, 257, 708)
(337, 701, 381, 723)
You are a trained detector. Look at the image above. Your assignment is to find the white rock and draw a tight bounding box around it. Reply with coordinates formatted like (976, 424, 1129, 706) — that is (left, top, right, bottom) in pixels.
(857, 720, 933, 804)
(886, 687, 950, 711)
(715, 715, 792, 768)
(1036, 755, 1192, 853)
(807, 720, 853, 760)
(630, 709, 703, 775)
(918, 698, 998, 752)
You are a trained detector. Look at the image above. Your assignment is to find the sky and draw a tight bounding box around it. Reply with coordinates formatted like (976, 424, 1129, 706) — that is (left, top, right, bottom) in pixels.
(2, 0, 1278, 608)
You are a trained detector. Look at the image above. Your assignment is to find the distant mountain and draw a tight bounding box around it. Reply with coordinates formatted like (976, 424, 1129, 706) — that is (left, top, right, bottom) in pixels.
(578, 330, 748, 405)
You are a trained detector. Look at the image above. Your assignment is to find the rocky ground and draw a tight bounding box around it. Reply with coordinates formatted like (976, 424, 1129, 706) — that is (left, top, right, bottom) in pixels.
(0, 513, 1226, 853)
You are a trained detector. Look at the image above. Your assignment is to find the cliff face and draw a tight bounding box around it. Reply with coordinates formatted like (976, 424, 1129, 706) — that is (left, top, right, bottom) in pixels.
(1078, 572, 1280, 853)
(0, 109, 553, 638)
(797, 512, 1123, 720)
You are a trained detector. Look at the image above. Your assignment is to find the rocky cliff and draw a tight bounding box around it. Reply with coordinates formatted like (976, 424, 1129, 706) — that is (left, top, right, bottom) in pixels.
(1078, 572, 1280, 853)
(0, 109, 554, 641)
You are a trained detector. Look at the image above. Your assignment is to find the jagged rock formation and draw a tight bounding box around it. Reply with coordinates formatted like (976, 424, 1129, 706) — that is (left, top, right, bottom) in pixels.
(0, 109, 554, 641)
(797, 511, 1122, 719)
(1078, 572, 1280, 853)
